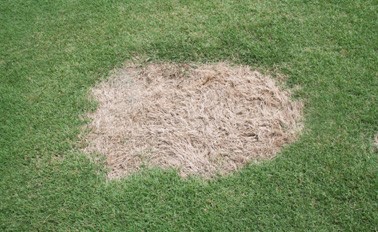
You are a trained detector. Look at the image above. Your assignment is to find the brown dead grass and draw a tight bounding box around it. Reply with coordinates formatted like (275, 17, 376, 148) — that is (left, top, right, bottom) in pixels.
(83, 62, 303, 179)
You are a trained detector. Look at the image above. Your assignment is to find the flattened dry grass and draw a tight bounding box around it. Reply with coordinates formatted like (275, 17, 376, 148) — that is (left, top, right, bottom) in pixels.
(84, 62, 303, 179)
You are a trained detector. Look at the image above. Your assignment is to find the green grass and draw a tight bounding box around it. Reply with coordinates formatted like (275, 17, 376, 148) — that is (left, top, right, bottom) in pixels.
(1, 0, 377, 230)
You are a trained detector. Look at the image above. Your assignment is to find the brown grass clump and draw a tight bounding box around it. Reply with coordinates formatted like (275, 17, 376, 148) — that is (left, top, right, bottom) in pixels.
(83, 62, 303, 179)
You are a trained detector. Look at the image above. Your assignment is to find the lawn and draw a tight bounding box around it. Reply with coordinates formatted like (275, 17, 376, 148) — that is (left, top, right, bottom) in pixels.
(1, 0, 377, 230)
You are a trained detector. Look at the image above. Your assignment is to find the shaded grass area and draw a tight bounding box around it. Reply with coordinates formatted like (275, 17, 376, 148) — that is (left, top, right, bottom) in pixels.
(0, 0, 377, 230)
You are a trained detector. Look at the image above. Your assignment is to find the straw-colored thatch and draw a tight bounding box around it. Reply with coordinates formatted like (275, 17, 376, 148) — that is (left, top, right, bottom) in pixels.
(84, 62, 303, 179)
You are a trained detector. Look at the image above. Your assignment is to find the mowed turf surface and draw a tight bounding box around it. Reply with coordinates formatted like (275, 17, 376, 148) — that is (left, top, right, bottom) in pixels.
(1, 0, 377, 230)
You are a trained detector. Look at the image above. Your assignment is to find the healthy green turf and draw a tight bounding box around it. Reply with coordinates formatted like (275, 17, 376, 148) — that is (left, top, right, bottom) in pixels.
(1, 0, 377, 230)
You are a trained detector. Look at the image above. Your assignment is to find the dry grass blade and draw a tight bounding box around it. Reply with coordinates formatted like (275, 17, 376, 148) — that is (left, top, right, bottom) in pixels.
(83, 62, 303, 179)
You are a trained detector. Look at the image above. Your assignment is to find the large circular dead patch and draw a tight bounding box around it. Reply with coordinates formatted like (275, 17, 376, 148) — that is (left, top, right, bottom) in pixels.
(84, 62, 303, 179)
